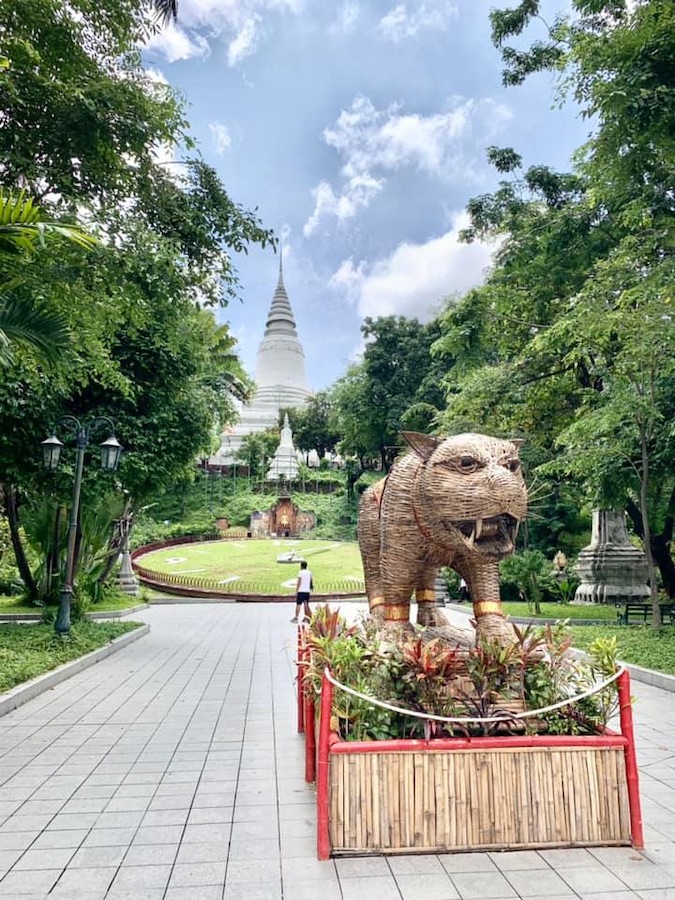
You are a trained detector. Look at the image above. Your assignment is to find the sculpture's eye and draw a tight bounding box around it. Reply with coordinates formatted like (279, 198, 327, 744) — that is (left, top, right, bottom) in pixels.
(504, 458, 520, 474)
(458, 456, 478, 474)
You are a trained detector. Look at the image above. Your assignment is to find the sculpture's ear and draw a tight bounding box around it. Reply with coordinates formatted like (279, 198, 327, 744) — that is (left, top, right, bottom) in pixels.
(402, 431, 439, 461)
(510, 438, 525, 452)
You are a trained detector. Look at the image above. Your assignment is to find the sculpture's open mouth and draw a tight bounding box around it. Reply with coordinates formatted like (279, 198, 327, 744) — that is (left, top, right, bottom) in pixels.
(450, 513, 519, 555)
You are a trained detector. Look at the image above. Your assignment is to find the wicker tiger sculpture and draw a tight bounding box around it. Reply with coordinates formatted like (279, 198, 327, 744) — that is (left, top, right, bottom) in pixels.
(358, 432, 527, 645)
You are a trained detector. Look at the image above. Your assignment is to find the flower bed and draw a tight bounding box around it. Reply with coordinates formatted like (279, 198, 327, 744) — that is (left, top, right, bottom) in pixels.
(296, 615, 643, 859)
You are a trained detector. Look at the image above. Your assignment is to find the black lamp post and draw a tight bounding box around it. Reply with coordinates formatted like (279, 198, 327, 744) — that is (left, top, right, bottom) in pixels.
(41, 416, 122, 636)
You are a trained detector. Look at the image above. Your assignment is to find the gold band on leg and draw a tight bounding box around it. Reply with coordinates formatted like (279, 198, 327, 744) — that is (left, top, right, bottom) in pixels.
(384, 604, 410, 622)
(415, 590, 436, 602)
(370, 595, 385, 610)
(473, 600, 505, 618)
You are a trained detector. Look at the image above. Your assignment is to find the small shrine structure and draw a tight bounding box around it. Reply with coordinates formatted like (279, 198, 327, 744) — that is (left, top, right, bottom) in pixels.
(574, 508, 650, 605)
(266, 413, 299, 481)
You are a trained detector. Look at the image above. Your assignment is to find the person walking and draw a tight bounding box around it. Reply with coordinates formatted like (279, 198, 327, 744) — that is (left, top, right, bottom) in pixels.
(291, 560, 313, 623)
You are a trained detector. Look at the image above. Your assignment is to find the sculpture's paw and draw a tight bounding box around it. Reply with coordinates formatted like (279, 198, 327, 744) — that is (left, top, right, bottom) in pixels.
(370, 605, 385, 625)
(475, 613, 517, 646)
(416, 605, 449, 628)
(381, 619, 415, 642)
(427, 623, 475, 649)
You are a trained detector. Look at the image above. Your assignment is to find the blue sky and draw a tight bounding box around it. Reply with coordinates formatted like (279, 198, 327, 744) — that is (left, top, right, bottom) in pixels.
(143, 0, 588, 391)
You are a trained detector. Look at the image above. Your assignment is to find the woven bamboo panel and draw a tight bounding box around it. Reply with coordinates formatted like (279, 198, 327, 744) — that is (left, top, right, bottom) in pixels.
(329, 746, 630, 853)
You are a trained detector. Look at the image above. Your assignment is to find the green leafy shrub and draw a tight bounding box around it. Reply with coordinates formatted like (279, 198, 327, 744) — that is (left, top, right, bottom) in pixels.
(303, 608, 619, 741)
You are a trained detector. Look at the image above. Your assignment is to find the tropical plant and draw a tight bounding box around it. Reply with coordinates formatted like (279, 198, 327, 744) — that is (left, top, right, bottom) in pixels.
(0, 190, 97, 365)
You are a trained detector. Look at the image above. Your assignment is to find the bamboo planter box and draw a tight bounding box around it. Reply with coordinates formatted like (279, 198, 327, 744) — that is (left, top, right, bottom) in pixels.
(296, 633, 643, 859)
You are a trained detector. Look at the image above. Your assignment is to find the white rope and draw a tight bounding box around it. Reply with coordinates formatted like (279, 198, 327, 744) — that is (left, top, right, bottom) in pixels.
(322, 665, 624, 725)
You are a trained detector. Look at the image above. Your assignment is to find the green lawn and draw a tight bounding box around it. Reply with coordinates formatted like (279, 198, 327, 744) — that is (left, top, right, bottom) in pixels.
(501, 602, 617, 621)
(137, 539, 364, 591)
(569, 625, 675, 675)
(0, 595, 146, 616)
(0, 620, 143, 693)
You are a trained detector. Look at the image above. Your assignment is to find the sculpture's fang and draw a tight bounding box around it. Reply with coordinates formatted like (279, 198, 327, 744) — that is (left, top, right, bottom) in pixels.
(455, 514, 518, 551)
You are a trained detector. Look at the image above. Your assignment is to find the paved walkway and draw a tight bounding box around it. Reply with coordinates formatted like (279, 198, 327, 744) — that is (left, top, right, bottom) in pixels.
(0, 604, 674, 900)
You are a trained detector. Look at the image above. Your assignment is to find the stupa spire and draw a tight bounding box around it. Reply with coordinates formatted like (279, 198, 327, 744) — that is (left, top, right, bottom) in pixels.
(264, 243, 297, 337)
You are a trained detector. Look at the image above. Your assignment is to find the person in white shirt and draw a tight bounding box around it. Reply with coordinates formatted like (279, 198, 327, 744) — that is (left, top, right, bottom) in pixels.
(291, 561, 313, 623)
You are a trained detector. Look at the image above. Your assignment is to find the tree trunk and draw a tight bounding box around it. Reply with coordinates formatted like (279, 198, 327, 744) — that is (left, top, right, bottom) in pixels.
(98, 498, 133, 585)
(639, 428, 661, 627)
(651, 532, 675, 599)
(46, 504, 63, 596)
(627, 499, 675, 600)
(4, 485, 38, 599)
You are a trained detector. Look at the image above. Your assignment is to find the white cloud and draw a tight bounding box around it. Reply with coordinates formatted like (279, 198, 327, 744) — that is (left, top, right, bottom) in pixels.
(143, 23, 209, 62)
(143, 0, 304, 66)
(378, 1, 458, 43)
(331, 1, 360, 33)
(227, 16, 260, 66)
(304, 94, 511, 235)
(209, 121, 232, 153)
(304, 175, 384, 237)
(329, 212, 493, 320)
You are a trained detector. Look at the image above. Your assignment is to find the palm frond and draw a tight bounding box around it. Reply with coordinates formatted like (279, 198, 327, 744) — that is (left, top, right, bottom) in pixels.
(0, 296, 71, 366)
(0, 189, 98, 257)
(151, 0, 178, 25)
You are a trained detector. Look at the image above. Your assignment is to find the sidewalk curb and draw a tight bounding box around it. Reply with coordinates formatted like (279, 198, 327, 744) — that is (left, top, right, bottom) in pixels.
(0, 605, 148, 623)
(622, 662, 675, 694)
(0, 623, 150, 718)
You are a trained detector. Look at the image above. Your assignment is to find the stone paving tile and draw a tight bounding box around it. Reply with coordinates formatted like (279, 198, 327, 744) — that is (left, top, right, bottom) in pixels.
(282, 886, 342, 900)
(502, 867, 576, 897)
(12, 848, 75, 871)
(167, 887, 225, 900)
(50, 865, 118, 894)
(339, 874, 403, 900)
(559, 864, 633, 894)
(576, 892, 642, 900)
(336, 857, 391, 877)
(395, 871, 461, 899)
(169, 860, 227, 887)
(438, 853, 499, 874)
(448, 870, 517, 899)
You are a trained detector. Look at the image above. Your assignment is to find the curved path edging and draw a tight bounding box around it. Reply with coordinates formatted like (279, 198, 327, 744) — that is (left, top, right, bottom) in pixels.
(0, 623, 150, 718)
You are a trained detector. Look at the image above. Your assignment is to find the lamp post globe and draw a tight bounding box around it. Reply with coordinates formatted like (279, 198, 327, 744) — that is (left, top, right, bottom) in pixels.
(41, 434, 64, 472)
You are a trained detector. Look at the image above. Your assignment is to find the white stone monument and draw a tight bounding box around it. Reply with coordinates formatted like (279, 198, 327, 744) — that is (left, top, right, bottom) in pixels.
(210, 251, 311, 466)
(266, 413, 299, 481)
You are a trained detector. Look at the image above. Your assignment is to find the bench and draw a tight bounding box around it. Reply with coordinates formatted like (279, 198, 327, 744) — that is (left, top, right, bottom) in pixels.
(615, 602, 675, 625)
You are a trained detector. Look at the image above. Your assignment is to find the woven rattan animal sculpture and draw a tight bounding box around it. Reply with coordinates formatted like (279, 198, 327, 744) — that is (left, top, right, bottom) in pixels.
(358, 432, 527, 644)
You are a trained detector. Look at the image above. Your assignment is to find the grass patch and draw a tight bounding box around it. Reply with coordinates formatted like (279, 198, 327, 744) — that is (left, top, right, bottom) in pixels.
(501, 602, 616, 621)
(137, 539, 364, 591)
(0, 595, 146, 616)
(0, 620, 143, 693)
(569, 625, 675, 675)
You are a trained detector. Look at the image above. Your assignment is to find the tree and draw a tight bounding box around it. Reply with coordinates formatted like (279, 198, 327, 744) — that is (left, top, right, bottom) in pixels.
(0, 0, 274, 605)
(237, 430, 280, 481)
(434, 0, 675, 612)
(283, 391, 341, 456)
(333, 317, 446, 469)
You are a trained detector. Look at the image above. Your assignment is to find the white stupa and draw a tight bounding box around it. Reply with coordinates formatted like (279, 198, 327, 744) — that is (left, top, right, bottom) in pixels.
(266, 413, 299, 480)
(210, 251, 311, 466)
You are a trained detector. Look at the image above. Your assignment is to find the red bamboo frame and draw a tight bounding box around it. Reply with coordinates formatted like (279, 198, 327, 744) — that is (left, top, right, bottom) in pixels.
(317, 673, 333, 860)
(617, 669, 644, 848)
(315, 666, 645, 859)
(304, 682, 316, 784)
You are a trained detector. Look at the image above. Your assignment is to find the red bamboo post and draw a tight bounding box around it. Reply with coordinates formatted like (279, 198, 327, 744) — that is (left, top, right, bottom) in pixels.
(296, 626, 305, 734)
(304, 682, 316, 783)
(617, 668, 644, 848)
(317, 668, 334, 861)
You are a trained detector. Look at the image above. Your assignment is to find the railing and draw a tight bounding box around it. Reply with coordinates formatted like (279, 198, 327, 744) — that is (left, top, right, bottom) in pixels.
(133, 563, 364, 598)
